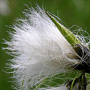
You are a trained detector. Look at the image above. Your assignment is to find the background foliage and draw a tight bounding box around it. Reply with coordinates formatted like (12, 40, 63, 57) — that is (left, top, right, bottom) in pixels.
(0, 0, 90, 90)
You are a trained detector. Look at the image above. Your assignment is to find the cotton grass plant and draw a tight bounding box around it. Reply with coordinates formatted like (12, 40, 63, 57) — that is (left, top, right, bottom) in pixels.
(4, 5, 90, 90)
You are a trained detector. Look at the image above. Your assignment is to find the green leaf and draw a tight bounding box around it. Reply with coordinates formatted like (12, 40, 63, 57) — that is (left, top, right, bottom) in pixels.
(45, 12, 81, 46)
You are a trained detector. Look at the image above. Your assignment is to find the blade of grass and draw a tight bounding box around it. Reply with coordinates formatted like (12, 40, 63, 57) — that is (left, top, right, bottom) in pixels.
(45, 12, 81, 46)
(35, 78, 47, 90)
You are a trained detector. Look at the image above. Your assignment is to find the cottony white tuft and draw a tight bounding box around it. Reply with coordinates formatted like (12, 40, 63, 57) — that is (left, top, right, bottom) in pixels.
(4, 6, 89, 90)
(39, 85, 67, 90)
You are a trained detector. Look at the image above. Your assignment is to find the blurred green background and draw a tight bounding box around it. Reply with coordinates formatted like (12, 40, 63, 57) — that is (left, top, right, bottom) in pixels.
(0, 0, 90, 90)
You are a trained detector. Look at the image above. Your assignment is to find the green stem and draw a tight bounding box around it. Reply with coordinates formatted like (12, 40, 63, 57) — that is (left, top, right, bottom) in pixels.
(21, 79, 24, 90)
(70, 74, 79, 90)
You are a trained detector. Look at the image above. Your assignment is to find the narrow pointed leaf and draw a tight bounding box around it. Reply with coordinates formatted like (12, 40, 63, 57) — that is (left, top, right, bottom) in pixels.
(45, 12, 81, 46)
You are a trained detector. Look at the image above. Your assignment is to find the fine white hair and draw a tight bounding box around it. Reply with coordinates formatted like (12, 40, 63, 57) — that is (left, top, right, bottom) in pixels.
(4, 5, 90, 90)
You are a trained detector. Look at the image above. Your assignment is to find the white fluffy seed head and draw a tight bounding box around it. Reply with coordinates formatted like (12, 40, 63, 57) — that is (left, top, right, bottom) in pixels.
(4, 6, 90, 90)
